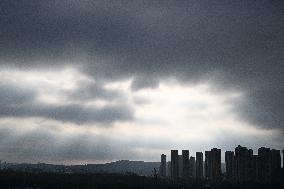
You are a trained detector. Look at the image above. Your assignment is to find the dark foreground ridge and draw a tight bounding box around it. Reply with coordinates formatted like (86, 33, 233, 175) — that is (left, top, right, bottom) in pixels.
(0, 170, 284, 189)
(0, 160, 160, 176)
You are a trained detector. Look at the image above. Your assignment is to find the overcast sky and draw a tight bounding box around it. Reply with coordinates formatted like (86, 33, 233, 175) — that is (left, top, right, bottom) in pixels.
(0, 0, 283, 164)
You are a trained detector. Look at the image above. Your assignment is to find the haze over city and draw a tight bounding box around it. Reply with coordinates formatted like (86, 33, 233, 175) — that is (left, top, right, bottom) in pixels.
(0, 0, 283, 166)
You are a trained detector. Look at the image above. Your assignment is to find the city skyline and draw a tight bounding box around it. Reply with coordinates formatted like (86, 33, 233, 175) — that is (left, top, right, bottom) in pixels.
(161, 145, 283, 182)
(0, 0, 283, 164)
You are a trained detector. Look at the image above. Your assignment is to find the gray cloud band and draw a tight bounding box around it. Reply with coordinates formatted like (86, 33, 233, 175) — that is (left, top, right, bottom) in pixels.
(0, 0, 283, 130)
(0, 83, 133, 124)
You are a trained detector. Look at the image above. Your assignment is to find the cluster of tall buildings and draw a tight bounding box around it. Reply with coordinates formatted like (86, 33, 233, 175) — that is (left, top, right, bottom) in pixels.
(160, 149, 218, 180)
(160, 146, 284, 182)
(225, 145, 282, 182)
(166, 150, 200, 179)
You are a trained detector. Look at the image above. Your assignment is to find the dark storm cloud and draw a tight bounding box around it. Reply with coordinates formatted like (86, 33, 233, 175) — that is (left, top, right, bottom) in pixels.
(0, 103, 133, 124)
(67, 80, 125, 101)
(0, 83, 133, 124)
(0, 0, 283, 129)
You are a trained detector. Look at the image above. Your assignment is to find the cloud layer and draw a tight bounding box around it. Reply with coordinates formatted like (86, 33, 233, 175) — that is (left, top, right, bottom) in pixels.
(0, 0, 283, 163)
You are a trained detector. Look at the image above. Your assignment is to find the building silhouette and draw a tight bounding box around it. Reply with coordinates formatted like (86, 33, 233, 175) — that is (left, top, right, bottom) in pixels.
(178, 155, 183, 177)
(205, 151, 210, 179)
(205, 148, 221, 180)
(182, 150, 190, 178)
(196, 152, 203, 179)
(283, 150, 284, 176)
(270, 149, 281, 180)
(283, 150, 284, 166)
(166, 161, 171, 178)
(211, 148, 221, 179)
(189, 156, 196, 178)
(252, 155, 258, 181)
(234, 145, 254, 182)
(225, 151, 234, 179)
(171, 150, 178, 179)
(160, 154, 166, 177)
(258, 147, 272, 182)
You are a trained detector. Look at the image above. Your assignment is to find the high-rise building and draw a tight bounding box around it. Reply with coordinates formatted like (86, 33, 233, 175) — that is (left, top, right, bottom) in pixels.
(247, 149, 254, 180)
(283, 150, 284, 167)
(182, 150, 190, 178)
(166, 161, 171, 178)
(160, 154, 167, 177)
(282, 150, 284, 176)
(252, 155, 258, 181)
(225, 151, 234, 179)
(171, 150, 179, 179)
(271, 149, 281, 179)
(205, 151, 211, 179)
(189, 156, 196, 178)
(258, 147, 272, 182)
(178, 155, 183, 177)
(234, 145, 246, 181)
(205, 148, 221, 180)
(196, 152, 203, 179)
(234, 145, 254, 182)
(211, 148, 221, 179)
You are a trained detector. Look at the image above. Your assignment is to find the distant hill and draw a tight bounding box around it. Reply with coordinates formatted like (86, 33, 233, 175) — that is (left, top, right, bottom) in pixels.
(70, 160, 160, 176)
(1, 160, 160, 176)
